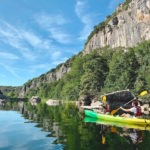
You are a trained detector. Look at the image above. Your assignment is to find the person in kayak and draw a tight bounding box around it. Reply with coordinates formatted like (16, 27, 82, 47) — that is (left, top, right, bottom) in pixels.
(103, 102, 110, 114)
(120, 100, 141, 118)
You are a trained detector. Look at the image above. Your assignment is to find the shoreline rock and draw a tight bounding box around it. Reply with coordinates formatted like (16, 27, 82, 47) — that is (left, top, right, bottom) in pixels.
(46, 99, 63, 106)
(29, 96, 41, 105)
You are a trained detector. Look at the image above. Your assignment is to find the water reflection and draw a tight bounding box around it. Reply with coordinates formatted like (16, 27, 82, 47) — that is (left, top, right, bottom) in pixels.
(0, 102, 150, 150)
(85, 116, 150, 150)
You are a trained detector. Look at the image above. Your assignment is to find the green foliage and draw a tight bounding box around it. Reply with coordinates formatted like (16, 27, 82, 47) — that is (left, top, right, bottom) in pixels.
(25, 48, 110, 101)
(80, 51, 108, 97)
(24, 40, 150, 103)
(133, 40, 150, 93)
(0, 90, 3, 94)
(101, 47, 139, 93)
(2, 86, 21, 98)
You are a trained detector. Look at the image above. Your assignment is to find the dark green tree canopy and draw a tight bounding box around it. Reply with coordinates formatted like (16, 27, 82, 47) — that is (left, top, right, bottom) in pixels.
(0, 90, 3, 95)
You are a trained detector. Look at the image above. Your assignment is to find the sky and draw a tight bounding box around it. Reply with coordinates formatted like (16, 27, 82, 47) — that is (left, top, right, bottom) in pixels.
(0, 0, 125, 86)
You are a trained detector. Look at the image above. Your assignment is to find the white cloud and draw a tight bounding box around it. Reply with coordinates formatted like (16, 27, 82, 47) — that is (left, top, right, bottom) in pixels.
(49, 28, 71, 44)
(21, 30, 52, 50)
(52, 57, 68, 65)
(0, 63, 20, 78)
(28, 63, 53, 74)
(75, 0, 94, 40)
(31, 64, 51, 70)
(51, 51, 61, 60)
(0, 20, 52, 61)
(36, 14, 68, 27)
(0, 52, 19, 60)
(35, 13, 72, 44)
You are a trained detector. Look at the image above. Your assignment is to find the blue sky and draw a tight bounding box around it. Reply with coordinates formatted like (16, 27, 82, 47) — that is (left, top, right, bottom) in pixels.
(0, 0, 125, 86)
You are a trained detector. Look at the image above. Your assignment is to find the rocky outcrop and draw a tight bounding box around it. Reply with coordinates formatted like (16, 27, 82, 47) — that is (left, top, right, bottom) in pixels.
(84, 0, 150, 54)
(79, 95, 94, 106)
(0, 86, 21, 95)
(101, 90, 135, 111)
(19, 64, 71, 98)
(46, 100, 63, 106)
(141, 104, 150, 114)
(29, 96, 41, 105)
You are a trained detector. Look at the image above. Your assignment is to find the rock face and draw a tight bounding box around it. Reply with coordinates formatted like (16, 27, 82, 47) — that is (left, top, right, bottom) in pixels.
(84, 0, 150, 54)
(101, 90, 135, 111)
(0, 86, 21, 95)
(12, 0, 150, 98)
(29, 96, 41, 105)
(79, 95, 94, 106)
(19, 64, 71, 98)
(0, 94, 10, 105)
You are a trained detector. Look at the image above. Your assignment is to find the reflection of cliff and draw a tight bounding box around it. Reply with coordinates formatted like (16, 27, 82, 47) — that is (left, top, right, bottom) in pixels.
(1, 102, 150, 150)
(17, 102, 65, 144)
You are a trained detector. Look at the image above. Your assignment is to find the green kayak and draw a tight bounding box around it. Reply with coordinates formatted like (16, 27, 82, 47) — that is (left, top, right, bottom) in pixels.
(84, 117, 150, 131)
(85, 110, 150, 126)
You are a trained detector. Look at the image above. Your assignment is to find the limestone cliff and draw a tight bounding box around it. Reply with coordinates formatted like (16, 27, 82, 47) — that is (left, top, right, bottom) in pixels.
(84, 0, 150, 54)
(18, 63, 71, 98)
(7, 0, 150, 98)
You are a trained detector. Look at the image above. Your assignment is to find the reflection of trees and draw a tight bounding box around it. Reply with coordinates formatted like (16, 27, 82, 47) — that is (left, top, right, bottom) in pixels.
(1, 102, 150, 150)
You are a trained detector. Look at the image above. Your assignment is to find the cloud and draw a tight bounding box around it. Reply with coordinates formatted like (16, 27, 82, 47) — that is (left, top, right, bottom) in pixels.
(36, 14, 68, 27)
(51, 51, 61, 60)
(52, 57, 68, 65)
(28, 63, 52, 74)
(0, 52, 19, 60)
(31, 64, 51, 70)
(49, 28, 72, 44)
(0, 63, 20, 78)
(21, 30, 51, 50)
(75, 0, 95, 41)
(0, 20, 52, 61)
(35, 13, 72, 44)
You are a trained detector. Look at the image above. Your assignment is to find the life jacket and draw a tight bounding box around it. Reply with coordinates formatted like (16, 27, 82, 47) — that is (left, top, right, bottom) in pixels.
(135, 106, 142, 116)
(106, 105, 109, 112)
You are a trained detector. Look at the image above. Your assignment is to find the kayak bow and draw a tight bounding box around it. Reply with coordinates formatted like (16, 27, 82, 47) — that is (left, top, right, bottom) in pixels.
(85, 110, 150, 126)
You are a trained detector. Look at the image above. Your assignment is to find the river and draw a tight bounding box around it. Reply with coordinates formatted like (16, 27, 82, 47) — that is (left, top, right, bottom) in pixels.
(0, 102, 150, 150)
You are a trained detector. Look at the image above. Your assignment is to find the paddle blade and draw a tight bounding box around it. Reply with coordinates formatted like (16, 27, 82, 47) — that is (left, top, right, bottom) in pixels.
(111, 127, 118, 134)
(111, 109, 119, 115)
(102, 136, 106, 144)
(102, 96, 106, 102)
(139, 91, 148, 96)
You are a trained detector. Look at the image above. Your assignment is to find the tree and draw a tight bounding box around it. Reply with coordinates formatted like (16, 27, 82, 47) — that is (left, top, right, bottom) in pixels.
(0, 90, 3, 95)
(80, 51, 108, 97)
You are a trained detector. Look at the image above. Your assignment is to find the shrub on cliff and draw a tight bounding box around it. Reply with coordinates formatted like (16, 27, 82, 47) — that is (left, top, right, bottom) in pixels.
(25, 40, 150, 102)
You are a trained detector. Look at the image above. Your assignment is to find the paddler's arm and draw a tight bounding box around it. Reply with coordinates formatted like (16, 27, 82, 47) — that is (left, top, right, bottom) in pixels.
(120, 107, 130, 112)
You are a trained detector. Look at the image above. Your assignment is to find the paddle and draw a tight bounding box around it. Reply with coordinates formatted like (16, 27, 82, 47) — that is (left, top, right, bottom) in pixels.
(110, 91, 148, 115)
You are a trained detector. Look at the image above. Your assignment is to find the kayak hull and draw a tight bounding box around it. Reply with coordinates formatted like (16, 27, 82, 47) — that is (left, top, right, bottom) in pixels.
(84, 117, 150, 131)
(85, 110, 150, 125)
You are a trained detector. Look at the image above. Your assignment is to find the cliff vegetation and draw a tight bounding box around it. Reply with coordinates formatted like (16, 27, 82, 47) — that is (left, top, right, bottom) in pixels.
(24, 40, 150, 101)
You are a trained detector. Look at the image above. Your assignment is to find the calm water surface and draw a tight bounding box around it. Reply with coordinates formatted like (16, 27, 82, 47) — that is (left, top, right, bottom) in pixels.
(0, 110, 63, 150)
(0, 103, 150, 150)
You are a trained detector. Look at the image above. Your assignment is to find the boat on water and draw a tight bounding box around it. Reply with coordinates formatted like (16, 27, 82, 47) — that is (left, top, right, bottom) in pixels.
(85, 110, 150, 126)
(84, 117, 150, 131)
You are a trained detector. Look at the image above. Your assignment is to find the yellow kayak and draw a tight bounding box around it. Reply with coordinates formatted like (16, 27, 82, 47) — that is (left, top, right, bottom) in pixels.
(85, 110, 150, 126)
(84, 117, 150, 131)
